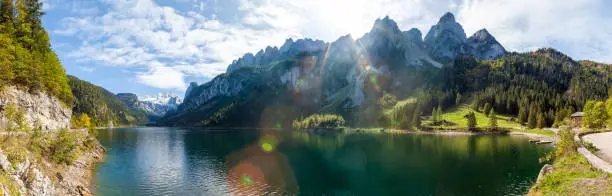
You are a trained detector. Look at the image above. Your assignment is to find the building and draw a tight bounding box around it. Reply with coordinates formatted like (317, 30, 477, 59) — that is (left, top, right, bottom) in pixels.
(570, 112, 584, 128)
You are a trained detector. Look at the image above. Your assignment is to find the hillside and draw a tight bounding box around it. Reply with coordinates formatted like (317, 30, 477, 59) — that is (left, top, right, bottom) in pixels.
(68, 76, 148, 126)
(0, 0, 73, 105)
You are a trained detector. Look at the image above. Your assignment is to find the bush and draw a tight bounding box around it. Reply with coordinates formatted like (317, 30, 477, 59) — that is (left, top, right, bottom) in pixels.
(50, 129, 79, 165)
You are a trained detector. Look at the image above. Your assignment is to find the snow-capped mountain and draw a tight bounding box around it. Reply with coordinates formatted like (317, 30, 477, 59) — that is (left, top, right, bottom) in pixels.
(117, 92, 183, 120)
(138, 92, 183, 106)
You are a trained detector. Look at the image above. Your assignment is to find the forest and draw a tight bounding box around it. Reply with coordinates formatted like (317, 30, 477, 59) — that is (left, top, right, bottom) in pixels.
(0, 0, 73, 105)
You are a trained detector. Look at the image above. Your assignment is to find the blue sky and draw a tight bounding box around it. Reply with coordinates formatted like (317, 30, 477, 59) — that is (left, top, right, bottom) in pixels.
(41, 0, 612, 96)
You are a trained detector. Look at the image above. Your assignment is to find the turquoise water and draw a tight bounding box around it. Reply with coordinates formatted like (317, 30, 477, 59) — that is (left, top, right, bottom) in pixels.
(94, 127, 552, 195)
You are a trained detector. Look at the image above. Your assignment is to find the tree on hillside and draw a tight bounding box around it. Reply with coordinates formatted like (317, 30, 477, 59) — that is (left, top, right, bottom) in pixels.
(605, 98, 612, 128)
(455, 93, 462, 106)
(518, 106, 528, 125)
(537, 112, 545, 129)
(412, 111, 421, 130)
(527, 105, 537, 129)
(431, 107, 437, 123)
(488, 109, 497, 131)
(436, 106, 443, 123)
(584, 101, 608, 129)
(465, 112, 477, 131)
(483, 103, 492, 117)
(471, 100, 479, 111)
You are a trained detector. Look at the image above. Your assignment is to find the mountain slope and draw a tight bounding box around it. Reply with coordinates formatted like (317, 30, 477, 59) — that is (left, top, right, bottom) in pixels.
(159, 13, 515, 128)
(68, 76, 148, 126)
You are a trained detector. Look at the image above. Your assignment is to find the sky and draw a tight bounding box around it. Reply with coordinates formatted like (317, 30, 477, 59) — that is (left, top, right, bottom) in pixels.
(41, 0, 612, 96)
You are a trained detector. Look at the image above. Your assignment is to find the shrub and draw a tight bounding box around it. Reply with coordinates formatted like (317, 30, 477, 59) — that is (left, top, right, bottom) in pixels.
(50, 129, 79, 165)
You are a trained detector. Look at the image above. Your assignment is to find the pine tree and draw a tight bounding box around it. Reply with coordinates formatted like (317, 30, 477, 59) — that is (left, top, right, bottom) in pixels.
(518, 106, 527, 125)
(465, 112, 477, 131)
(413, 112, 421, 130)
(489, 109, 497, 131)
(528, 106, 537, 129)
(436, 106, 443, 123)
(431, 107, 437, 123)
(483, 103, 492, 117)
(537, 112, 545, 129)
(471, 100, 479, 111)
(455, 93, 462, 106)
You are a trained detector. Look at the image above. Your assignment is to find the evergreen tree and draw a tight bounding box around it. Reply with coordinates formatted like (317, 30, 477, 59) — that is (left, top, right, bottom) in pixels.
(483, 103, 492, 117)
(465, 112, 477, 131)
(536, 112, 545, 129)
(488, 109, 497, 131)
(412, 111, 421, 130)
(436, 106, 443, 123)
(471, 99, 479, 111)
(528, 106, 537, 129)
(518, 106, 527, 125)
(455, 93, 462, 106)
(431, 107, 437, 123)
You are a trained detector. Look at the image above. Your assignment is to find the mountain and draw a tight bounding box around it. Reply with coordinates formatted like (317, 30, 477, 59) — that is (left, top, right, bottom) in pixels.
(118, 92, 182, 120)
(157, 13, 520, 128)
(68, 76, 148, 126)
(226, 38, 327, 72)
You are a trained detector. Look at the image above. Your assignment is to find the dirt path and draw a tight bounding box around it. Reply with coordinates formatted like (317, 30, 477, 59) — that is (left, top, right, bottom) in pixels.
(582, 132, 612, 163)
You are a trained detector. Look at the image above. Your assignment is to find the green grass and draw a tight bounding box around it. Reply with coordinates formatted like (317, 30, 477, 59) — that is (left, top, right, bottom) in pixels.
(530, 153, 612, 195)
(512, 128, 556, 136)
(424, 104, 523, 130)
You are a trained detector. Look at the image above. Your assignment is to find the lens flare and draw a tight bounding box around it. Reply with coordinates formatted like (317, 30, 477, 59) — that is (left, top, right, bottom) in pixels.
(259, 134, 278, 153)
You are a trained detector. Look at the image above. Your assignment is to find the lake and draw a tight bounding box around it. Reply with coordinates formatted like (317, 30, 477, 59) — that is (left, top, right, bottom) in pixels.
(94, 127, 552, 195)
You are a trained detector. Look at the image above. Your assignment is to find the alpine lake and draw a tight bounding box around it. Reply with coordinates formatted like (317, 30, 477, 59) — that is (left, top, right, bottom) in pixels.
(93, 127, 552, 195)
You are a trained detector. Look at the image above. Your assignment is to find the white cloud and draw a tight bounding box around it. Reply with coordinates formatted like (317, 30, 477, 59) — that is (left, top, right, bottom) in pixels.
(137, 63, 187, 90)
(456, 0, 612, 63)
(53, 0, 612, 92)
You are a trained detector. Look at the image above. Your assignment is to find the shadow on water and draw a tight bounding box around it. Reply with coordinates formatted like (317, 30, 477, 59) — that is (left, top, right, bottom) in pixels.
(95, 128, 552, 196)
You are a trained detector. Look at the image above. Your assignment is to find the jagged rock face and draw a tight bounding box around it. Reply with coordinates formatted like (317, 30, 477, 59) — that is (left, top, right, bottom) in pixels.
(0, 86, 71, 130)
(185, 82, 198, 98)
(424, 12, 468, 62)
(226, 38, 327, 72)
(465, 29, 507, 60)
(178, 70, 259, 113)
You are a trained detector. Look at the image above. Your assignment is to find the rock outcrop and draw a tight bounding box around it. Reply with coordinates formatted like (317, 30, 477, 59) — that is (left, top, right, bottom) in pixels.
(0, 86, 71, 131)
(0, 132, 105, 196)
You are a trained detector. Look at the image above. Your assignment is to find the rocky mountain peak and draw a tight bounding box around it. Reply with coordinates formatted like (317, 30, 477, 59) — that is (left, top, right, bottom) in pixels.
(404, 28, 423, 43)
(372, 16, 401, 34)
(424, 12, 467, 62)
(185, 82, 198, 98)
(438, 12, 456, 24)
(464, 28, 507, 60)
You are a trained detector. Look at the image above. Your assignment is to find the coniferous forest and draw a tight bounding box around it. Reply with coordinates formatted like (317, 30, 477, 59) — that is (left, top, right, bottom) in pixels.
(0, 0, 73, 105)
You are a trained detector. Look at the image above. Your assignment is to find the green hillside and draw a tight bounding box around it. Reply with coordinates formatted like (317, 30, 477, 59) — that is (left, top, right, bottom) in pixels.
(68, 75, 148, 126)
(0, 0, 73, 105)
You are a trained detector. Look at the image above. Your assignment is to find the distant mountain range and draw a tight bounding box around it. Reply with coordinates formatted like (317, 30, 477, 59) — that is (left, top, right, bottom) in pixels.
(117, 92, 182, 121)
(157, 12, 510, 127)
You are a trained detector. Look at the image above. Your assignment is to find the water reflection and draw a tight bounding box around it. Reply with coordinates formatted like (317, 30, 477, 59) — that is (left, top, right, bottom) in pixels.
(95, 128, 552, 196)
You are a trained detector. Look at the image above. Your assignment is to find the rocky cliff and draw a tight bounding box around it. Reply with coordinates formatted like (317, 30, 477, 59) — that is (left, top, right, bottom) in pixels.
(0, 130, 105, 196)
(0, 86, 71, 131)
